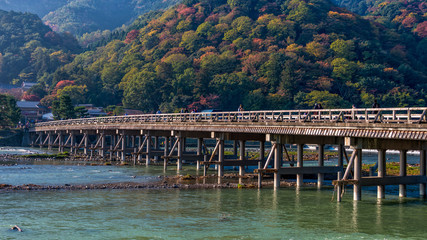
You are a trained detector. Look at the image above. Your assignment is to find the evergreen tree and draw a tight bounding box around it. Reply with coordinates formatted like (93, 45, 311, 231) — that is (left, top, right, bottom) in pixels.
(52, 95, 75, 120)
(0, 94, 21, 128)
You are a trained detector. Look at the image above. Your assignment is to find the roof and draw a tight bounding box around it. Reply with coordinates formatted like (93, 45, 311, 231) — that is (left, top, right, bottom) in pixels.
(124, 109, 144, 115)
(16, 101, 40, 109)
(87, 109, 107, 116)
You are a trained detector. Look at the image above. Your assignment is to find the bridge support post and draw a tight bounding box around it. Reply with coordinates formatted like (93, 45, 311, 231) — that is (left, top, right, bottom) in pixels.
(377, 149, 386, 199)
(337, 171, 342, 202)
(297, 143, 304, 188)
(239, 140, 246, 177)
(177, 137, 182, 171)
(84, 132, 88, 155)
(70, 133, 75, 153)
(58, 133, 63, 152)
(196, 138, 202, 170)
(420, 150, 426, 197)
(354, 148, 362, 201)
(218, 138, 224, 178)
(274, 142, 283, 189)
(233, 140, 238, 156)
(338, 144, 344, 167)
(146, 134, 151, 166)
(101, 133, 106, 159)
(137, 135, 143, 163)
(260, 141, 265, 165)
(399, 150, 407, 197)
(39, 133, 43, 148)
(47, 132, 52, 150)
(154, 136, 159, 162)
(164, 136, 169, 170)
(318, 144, 324, 189)
(121, 132, 126, 162)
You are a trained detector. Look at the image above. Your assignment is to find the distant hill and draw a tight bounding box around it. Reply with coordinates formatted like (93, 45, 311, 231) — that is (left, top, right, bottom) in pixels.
(333, 0, 426, 38)
(0, 0, 181, 37)
(0, 10, 80, 85)
(38, 0, 426, 111)
(0, 0, 67, 17)
(41, 0, 181, 36)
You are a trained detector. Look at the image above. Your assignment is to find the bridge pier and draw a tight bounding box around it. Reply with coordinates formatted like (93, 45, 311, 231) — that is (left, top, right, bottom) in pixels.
(47, 132, 52, 150)
(377, 149, 386, 199)
(421, 150, 426, 197)
(399, 150, 407, 198)
(274, 141, 282, 190)
(318, 144, 324, 189)
(196, 138, 202, 170)
(58, 133, 63, 152)
(296, 143, 304, 188)
(177, 136, 182, 171)
(146, 133, 152, 166)
(121, 131, 126, 162)
(260, 141, 265, 165)
(218, 138, 225, 178)
(239, 140, 246, 177)
(353, 148, 362, 201)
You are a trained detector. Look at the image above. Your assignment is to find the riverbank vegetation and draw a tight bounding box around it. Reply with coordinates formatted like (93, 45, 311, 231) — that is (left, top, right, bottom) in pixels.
(20, 152, 70, 159)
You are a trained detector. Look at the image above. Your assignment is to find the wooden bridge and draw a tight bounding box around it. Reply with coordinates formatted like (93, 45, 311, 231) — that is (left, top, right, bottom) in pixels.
(32, 107, 427, 201)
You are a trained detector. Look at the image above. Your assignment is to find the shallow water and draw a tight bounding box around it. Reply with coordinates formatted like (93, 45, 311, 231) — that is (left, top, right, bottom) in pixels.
(1, 148, 426, 239)
(1, 188, 426, 239)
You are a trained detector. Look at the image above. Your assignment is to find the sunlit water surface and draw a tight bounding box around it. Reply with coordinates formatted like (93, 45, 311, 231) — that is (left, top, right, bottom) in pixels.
(1, 148, 426, 239)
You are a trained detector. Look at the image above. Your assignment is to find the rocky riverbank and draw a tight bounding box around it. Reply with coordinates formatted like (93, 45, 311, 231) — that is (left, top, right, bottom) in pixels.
(0, 172, 309, 192)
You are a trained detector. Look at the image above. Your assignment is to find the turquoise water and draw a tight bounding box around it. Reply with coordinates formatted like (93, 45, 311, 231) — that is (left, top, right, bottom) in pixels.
(1, 148, 426, 239)
(1, 188, 426, 239)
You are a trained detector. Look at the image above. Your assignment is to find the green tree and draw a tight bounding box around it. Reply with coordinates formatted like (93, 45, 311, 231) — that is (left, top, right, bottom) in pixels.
(52, 95, 75, 120)
(330, 39, 356, 60)
(74, 106, 89, 118)
(294, 90, 349, 109)
(0, 94, 21, 128)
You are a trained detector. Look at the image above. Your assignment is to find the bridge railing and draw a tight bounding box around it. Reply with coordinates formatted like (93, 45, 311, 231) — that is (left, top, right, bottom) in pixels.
(35, 107, 427, 127)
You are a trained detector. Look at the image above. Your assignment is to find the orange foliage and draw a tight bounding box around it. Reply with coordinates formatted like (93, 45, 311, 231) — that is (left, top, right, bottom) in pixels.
(415, 21, 427, 38)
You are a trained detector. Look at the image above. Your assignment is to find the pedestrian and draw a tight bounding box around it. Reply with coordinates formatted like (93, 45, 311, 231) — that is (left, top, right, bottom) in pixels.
(238, 104, 243, 112)
(313, 103, 319, 109)
(372, 100, 380, 108)
(372, 100, 380, 115)
(156, 109, 162, 114)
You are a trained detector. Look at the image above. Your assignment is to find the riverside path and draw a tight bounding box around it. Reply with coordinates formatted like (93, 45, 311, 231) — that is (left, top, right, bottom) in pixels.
(32, 107, 427, 201)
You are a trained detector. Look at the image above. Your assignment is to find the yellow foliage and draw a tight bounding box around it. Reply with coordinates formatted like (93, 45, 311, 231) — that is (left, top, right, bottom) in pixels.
(378, 2, 389, 8)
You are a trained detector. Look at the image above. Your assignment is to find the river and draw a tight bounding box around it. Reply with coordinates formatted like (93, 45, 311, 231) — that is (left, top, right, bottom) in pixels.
(1, 148, 426, 239)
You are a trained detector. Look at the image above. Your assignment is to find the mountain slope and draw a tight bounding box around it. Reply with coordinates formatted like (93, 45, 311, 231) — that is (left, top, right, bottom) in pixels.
(0, 10, 80, 85)
(40, 0, 426, 111)
(0, 0, 67, 17)
(42, 0, 181, 36)
(333, 0, 426, 38)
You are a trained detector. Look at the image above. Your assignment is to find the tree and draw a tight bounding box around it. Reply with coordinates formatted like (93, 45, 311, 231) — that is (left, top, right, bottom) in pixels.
(52, 95, 75, 120)
(57, 85, 88, 105)
(74, 106, 89, 118)
(0, 94, 21, 128)
(330, 39, 356, 60)
(294, 90, 349, 109)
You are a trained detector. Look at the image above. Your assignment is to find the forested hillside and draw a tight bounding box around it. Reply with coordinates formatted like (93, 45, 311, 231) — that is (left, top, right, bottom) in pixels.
(333, 0, 426, 38)
(37, 0, 426, 112)
(0, 0, 181, 37)
(0, 10, 80, 86)
(42, 0, 181, 36)
(0, 0, 67, 17)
